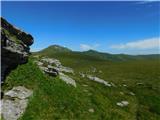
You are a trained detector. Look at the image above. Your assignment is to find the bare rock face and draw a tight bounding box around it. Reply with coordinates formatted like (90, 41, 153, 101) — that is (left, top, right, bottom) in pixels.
(1, 86, 33, 120)
(1, 17, 33, 46)
(1, 17, 34, 82)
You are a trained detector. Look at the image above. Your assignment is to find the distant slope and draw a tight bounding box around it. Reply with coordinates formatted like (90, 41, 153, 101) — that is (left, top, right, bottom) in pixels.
(83, 50, 160, 61)
(34, 45, 160, 62)
(36, 45, 72, 55)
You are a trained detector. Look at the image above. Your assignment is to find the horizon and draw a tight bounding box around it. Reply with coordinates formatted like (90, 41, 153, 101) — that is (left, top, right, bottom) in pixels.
(1, 1, 160, 55)
(36, 44, 160, 56)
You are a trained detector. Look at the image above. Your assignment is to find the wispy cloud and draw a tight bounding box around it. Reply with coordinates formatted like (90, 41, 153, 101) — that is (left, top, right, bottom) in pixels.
(80, 44, 100, 51)
(135, 0, 156, 4)
(111, 37, 160, 50)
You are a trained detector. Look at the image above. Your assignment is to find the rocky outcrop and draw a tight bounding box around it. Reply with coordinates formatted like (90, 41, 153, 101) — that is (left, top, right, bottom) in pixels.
(1, 86, 33, 120)
(35, 57, 76, 87)
(1, 17, 33, 46)
(36, 57, 74, 76)
(1, 17, 34, 82)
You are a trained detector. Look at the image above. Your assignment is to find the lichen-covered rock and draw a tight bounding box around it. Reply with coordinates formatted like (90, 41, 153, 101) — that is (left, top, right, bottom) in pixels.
(1, 17, 34, 82)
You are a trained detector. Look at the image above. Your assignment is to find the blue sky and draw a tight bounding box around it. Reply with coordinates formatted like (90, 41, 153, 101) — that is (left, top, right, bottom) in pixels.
(1, 1, 160, 54)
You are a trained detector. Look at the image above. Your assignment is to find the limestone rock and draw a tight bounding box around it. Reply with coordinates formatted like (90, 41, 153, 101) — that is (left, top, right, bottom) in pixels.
(4, 86, 33, 99)
(41, 57, 61, 67)
(88, 108, 94, 113)
(59, 73, 76, 87)
(53, 66, 74, 74)
(116, 101, 129, 107)
(36, 57, 74, 76)
(129, 92, 135, 96)
(79, 72, 85, 78)
(87, 75, 112, 87)
(1, 86, 33, 120)
(35, 57, 76, 87)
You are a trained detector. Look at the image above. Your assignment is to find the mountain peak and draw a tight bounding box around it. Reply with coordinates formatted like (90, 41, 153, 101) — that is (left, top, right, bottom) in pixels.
(38, 45, 72, 54)
(48, 45, 71, 51)
(85, 49, 98, 53)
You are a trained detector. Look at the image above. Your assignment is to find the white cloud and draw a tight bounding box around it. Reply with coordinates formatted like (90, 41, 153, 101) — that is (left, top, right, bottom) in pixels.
(111, 37, 160, 50)
(80, 44, 100, 51)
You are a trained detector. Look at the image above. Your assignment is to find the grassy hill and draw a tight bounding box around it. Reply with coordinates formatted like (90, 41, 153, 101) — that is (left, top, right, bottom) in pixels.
(36, 45, 160, 62)
(36, 45, 72, 54)
(2, 45, 160, 120)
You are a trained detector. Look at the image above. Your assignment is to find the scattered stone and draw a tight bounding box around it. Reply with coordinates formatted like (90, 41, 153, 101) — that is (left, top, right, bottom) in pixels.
(88, 108, 94, 113)
(87, 75, 112, 87)
(82, 84, 88, 87)
(116, 101, 129, 107)
(1, 86, 33, 120)
(79, 72, 85, 78)
(137, 83, 143, 85)
(129, 92, 135, 96)
(123, 84, 127, 87)
(120, 92, 124, 95)
(59, 73, 76, 87)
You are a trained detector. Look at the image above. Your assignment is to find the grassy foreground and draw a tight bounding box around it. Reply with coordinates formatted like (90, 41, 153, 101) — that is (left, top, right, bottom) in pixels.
(2, 54, 160, 120)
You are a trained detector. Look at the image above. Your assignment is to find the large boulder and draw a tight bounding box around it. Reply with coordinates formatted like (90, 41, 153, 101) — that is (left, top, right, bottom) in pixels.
(1, 86, 33, 120)
(1, 17, 34, 82)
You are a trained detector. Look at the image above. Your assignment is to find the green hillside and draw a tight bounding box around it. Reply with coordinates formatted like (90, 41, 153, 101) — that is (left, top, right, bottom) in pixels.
(36, 45, 72, 54)
(83, 50, 160, 61)
(36, 45, 160, 62)
(2, 45, 160, 120)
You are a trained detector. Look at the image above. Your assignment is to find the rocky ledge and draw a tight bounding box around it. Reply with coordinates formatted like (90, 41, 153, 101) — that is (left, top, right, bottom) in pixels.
(1, 17, 34, 82)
